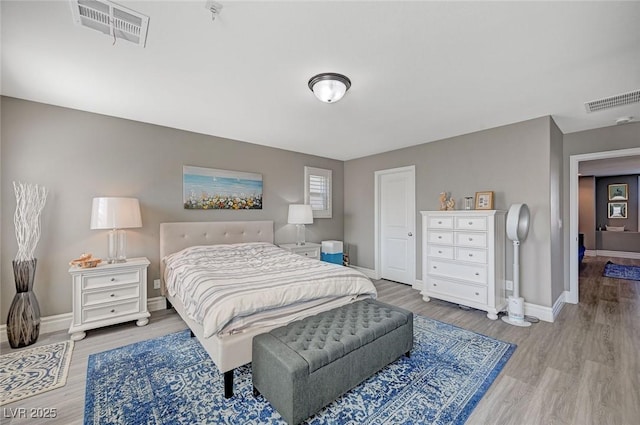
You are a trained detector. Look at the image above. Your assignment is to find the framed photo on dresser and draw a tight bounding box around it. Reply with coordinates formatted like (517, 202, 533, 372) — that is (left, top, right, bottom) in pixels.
(475, 191, 494, 210)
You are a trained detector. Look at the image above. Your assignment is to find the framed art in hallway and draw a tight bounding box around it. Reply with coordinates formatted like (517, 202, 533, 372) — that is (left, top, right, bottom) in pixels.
(474, 191, 494, 210)
(183, 166, 263, 210)
(608, 183, 628, 201)
(608, 202, 627, 219)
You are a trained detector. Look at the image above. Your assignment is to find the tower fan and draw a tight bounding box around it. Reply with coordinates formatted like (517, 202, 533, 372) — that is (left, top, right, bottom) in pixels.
(502, 203, 531, 327)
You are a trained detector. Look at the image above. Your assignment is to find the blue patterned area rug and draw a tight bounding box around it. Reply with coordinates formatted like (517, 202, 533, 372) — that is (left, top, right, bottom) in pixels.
(84, 316, 515, 424)
(603, 261, 640, 281)
(1, 340, 74, 405)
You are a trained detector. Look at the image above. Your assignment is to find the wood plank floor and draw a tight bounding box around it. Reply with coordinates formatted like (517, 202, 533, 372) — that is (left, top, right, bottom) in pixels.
(2, 255, 638, 424)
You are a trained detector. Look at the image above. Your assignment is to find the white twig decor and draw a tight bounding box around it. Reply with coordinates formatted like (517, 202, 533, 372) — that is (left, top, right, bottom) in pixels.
(13, 182, 48, 262)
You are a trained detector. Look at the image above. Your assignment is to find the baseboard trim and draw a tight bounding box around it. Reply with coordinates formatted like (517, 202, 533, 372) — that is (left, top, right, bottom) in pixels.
(1, 296, 168, 344)
(350, 265, 379, 280)
(585, 250, 597, 257)
(413, 279, 423, 291)
(595, 250, 640, 259)
(523, 291, 567, 323)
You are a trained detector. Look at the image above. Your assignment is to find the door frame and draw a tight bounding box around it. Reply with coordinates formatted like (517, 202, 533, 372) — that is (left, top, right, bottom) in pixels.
(568, 146, 640, 303)
(374, 165, 416, 285)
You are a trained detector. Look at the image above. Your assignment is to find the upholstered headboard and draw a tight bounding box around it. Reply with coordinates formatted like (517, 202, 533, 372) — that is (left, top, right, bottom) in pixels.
(159, 220, 274, 287)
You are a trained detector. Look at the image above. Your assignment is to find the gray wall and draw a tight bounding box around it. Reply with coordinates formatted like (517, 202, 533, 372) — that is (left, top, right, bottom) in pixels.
(562, 122, 640, 289)
(1, 97, 345, 320)
(549, 119, 564, 304)
(579, 176, 596, 249)
(345, 116, 557, 307)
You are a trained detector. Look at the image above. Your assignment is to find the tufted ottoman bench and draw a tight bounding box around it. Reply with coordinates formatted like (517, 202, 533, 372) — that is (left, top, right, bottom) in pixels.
(252, 299, 413, 425)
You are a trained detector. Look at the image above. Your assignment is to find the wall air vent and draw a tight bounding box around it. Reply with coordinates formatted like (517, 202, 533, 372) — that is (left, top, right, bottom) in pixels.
(70, 0, 149, 47)
(584, 89, 640, 113)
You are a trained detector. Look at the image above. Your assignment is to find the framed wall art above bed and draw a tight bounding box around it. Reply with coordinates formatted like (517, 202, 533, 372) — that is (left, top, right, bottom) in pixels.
(183, 165, 263, 210)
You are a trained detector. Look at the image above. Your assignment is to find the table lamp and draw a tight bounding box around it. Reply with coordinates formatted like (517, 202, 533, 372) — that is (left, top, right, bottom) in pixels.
(288, 204, 313, 245)
(90, 197, 142, 263)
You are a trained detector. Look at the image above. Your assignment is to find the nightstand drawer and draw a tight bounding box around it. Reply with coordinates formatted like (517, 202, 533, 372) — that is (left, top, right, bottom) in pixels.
(455, 247, 487, 264)
(455, 232, 487, 248)
(428, 231, 453, 245)
(82, 300, 140, 324)
(296, 247, 320, 259)
(455, 216, 487, 231)
(82, 285, 139, 307)
(427, 278, 487, 304)
(428, 245, 454, 259)
(82, 270, 141, 290)
(428, 216, 454, 229)
(428, 259, 487, 284)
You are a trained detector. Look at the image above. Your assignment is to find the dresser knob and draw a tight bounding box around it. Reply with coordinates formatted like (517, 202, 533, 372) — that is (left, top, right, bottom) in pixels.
(468, 238, 473, 241)
(468, 221, 473, 225)
(433, 283, 437, 286)
(110, 278, 116, 282)
(475, 292, 479, 296)
(475, 272, 480, 276)
(110, 293, 115, 297)
(438, 236, 442, 239)
(438, 250, 442, 254)
(110, 309, 115, 313)
(469, 253, 474, 257)
(433, 266, 437, 269)
(438, 221, 442, 224)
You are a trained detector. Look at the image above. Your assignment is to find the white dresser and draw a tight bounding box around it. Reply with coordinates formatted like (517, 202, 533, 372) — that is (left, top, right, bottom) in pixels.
(68, 257, 150, 340)
(420, 210, 506, 320)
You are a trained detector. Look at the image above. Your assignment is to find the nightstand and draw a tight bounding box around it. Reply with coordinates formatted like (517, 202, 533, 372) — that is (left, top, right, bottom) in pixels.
(68, 257, 150, 341)
(279, 242, 321, 260)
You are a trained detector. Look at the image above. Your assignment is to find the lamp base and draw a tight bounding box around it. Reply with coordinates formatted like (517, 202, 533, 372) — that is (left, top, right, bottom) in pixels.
(295, 224, 306, 246)
(107, 229, 128, 263)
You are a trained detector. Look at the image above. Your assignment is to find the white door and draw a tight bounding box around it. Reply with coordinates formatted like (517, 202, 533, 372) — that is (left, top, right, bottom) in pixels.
(376, 166, 416, 285)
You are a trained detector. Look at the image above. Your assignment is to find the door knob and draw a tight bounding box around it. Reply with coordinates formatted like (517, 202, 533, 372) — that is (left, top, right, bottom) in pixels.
(408, 232, 413, 236)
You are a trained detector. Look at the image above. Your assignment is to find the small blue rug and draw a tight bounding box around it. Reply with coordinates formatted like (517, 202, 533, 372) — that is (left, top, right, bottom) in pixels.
(84, 316, 515, 424)
(603, 261, 640, 281)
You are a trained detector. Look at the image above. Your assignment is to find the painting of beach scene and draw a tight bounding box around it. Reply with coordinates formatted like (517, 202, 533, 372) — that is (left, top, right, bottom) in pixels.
(183, 166, 263, 210)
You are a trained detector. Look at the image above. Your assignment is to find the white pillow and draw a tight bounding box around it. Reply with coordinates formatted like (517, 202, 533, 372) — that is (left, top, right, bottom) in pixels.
(606, 225, 625, 232)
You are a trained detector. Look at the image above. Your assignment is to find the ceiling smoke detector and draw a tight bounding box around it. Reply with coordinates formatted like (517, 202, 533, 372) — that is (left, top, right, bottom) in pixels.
(69, 0, 149, 47)
(615, 116, 633, 125)
(584, 89, 640, 113)
(205, 1, 223, 20)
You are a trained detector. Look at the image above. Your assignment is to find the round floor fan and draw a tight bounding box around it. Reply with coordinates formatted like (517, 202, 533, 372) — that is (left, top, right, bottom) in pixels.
(502, 203, 531, 327)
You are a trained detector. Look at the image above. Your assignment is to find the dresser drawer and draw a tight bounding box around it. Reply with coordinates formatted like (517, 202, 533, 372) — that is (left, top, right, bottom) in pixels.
(428, 245, 454, 259)
(428, 259, 487, 284)
(455, 232, 487, 248)
(428, 231, 454, 245)
(455, 216, 487, 231)
(428, 216, 454, 229)
(427, 278, 487, 304)
(82, 270, 141, 290)
(82, 284, 139, 307)
(82, 299, 140, 324)
(455, 247, 487, 264)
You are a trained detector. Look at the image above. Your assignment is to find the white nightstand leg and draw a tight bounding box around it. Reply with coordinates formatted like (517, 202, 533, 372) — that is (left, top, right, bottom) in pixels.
(136, 318, 149, 327)
(70, 331, 86, 341)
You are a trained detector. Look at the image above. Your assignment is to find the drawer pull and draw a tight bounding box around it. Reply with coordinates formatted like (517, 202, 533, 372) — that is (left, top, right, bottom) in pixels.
(433, 283, 437, 287)
(110, 278, 116, 282)
(475, 292, 479, 296)
(468, 253, 474, 257)
(438, 236, 442, 239)
(433, 266, 437, 269)
(468, 237, 473, 241)
(468, 221, 473, 225)
(110, 293, 115, 297)
(438, 221, 442, 224)
(110, 309, 115, 313)
(475, 272, 480, 276)
(438, 250, 442, 254)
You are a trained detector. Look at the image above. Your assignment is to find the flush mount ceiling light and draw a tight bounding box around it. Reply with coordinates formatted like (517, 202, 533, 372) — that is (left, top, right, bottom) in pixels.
(308, 73, 351, 103)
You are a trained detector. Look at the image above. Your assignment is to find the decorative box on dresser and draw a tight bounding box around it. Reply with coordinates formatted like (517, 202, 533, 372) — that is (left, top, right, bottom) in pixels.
(68, 257, 150, 341)
(278, 242, 321, 260)
(420, 210, 506, 320)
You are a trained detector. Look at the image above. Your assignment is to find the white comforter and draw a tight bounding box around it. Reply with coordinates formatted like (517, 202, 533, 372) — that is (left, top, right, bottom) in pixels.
(163, 242, 377, 338)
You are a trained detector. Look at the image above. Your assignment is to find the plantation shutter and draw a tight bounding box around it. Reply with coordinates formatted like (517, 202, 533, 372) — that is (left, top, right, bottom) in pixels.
(304, 166, 332, 218)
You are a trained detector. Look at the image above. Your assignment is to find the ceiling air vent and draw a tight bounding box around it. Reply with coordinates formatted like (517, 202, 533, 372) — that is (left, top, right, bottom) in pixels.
(584, 89, 640, 113)
(70, 0, 149, 47)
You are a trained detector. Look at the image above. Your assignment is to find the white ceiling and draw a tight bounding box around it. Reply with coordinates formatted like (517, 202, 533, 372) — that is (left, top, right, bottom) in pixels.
(2, 1, 639, 161)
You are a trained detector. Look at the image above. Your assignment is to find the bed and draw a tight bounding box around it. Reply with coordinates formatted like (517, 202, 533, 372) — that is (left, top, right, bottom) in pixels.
(159, 220, 377, 397)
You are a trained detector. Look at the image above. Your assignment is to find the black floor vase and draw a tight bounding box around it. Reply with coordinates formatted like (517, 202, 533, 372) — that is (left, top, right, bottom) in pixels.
(7, 259, 41, 348)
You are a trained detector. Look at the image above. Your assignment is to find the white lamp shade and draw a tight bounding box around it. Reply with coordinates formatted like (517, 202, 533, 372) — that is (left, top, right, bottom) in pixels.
(90, 197, 142, 229)
(312, 79, 348, 103)
(288, 204, 313, 225)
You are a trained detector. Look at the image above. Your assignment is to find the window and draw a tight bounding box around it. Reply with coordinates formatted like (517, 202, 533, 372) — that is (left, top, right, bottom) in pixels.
(304, 166, 332, 218)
